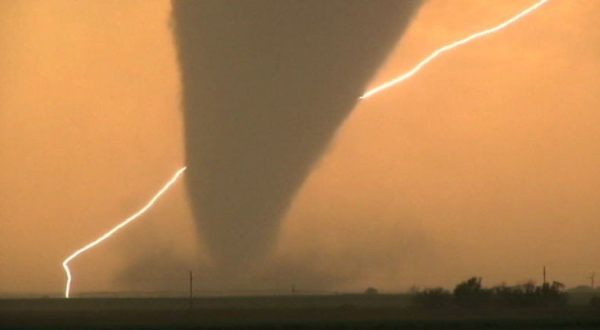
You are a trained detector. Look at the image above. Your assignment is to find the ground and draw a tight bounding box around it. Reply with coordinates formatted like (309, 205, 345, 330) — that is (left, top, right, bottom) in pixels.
(1, 295, 599, 329)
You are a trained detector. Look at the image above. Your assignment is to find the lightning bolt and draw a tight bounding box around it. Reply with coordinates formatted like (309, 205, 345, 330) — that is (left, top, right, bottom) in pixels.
(62, 166, 186, 298)
(60, 0, 550, 299)
(360, 0, 550, 100)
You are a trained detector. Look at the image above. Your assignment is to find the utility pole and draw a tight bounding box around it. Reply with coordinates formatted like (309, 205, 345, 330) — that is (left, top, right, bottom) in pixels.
(543, 266, 547, 286)
(189, 271, 193, 309)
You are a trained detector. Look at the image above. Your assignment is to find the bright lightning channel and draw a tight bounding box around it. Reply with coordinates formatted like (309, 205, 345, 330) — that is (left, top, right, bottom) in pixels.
(360, 0, 550, 100)
(60, 0, 550, 299)
(62, 166, 187, 298)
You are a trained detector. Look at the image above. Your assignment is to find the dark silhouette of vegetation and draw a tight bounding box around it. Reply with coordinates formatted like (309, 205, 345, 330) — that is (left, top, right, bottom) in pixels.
(491, 281, 567, 308)
(364, 287, 379, 295)
(453, 277, 492, 308)
(412, 288, 452, 309)
(411, 277, 568, 309)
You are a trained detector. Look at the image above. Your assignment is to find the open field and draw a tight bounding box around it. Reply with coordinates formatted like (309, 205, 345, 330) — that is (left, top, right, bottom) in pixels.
(2, 295, 600, 329)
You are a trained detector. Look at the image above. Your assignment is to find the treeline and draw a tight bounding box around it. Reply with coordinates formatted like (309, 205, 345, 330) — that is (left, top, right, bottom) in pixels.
(411, 277, 572, 309)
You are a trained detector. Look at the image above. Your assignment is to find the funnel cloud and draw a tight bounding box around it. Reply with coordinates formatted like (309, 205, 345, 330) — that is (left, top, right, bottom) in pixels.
(172, 0, 421, 269)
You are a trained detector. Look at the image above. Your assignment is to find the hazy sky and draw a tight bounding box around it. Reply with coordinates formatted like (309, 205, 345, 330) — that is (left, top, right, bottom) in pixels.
(1, 0, 599, 295)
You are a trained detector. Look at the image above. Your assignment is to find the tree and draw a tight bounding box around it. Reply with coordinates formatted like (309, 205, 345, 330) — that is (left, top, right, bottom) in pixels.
(453, 277, 492, 308)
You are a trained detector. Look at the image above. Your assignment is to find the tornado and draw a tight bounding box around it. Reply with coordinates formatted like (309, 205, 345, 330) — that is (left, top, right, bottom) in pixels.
(172, 0, 421, 270)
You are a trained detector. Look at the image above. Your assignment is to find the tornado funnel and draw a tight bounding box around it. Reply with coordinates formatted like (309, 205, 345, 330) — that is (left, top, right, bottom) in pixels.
(172, 0, 421, 269)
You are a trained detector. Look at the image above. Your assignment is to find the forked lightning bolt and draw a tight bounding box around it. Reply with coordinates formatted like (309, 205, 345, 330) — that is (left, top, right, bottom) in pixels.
(62, 166, 186, 298)
(360, 0, 550, 100)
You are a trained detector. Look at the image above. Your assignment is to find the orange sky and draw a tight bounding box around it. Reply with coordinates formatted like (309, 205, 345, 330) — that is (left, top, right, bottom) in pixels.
(1, 0, 599, 295)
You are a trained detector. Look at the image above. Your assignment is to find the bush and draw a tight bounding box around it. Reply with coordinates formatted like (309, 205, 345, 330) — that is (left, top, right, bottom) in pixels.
(538, 281, 568, 307)
(412, 287, 452, 309)
(453, 277, 492, 308)
(491, 281, 567, 308)
(364, 287, 378, 295)
(411, 277, 568, 310)
(492, 284, 530, 307)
